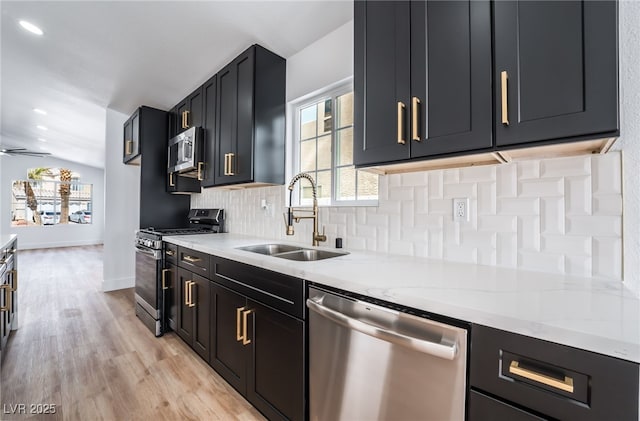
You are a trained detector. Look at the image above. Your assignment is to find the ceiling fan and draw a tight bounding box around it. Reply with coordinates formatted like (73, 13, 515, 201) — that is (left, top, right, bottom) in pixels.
(0, 147, 51, 157)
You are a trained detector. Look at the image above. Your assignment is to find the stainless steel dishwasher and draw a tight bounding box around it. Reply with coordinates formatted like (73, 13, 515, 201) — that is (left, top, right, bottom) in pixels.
(307, 286, 468, 421)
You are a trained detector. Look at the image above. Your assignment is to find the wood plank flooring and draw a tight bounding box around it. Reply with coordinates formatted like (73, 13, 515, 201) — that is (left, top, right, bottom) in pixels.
(1, 245, 265, 421)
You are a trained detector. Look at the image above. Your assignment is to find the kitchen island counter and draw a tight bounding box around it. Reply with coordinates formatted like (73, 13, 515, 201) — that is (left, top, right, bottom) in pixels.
(164, 233, 640, 363)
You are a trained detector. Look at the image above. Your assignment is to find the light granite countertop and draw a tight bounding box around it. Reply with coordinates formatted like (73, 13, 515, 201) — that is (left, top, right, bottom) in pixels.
(164, 233, 640, 363)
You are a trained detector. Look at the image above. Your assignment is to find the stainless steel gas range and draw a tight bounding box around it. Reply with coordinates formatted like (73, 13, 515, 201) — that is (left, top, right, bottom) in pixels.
(134, 208, 224, 336)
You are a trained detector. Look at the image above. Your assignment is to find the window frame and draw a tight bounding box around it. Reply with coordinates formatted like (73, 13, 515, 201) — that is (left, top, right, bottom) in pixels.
(290, 81, 378, 207)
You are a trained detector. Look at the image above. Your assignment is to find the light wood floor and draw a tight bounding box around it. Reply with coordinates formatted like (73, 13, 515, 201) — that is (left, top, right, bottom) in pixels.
(1, 245, 265, 421)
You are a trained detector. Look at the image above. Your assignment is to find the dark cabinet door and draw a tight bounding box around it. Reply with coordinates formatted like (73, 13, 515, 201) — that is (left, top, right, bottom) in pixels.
(247, 300, 305, 421)
(168, 106, 179, 139)
(0, 272, 9, 351)
(177, 268, 194, 344)
(214, 62, 237, 185)
(210, 282, 248, 393)
(494, 1, 618, 147)
(215, 49, 255, 185)
(187, 88, 203, 129)
(201, 74, 217, 188)
(354, 0, 411, 167)
(469, 390, 546, 421)
(164, 263, 178, 332)
(123, 111, 141, 164)
(192, 274, 210, 362)
(176, 100, 188, 133)
(410, 0, 492, 157)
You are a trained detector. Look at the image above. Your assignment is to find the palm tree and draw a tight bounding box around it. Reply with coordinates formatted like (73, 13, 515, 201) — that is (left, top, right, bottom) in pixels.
(59, 168, 72, 224)
(25, 167, 52, 225)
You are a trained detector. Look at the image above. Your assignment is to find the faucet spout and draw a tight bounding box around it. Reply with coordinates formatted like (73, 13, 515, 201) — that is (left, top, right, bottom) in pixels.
(285, 172, 326, 246)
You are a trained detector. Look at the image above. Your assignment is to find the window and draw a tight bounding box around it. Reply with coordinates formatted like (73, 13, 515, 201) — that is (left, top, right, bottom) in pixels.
(294, 85, 378, 206)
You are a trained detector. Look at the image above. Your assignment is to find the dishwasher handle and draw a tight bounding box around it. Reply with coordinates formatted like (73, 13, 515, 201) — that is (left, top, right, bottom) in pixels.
(307, 296, 458, 360)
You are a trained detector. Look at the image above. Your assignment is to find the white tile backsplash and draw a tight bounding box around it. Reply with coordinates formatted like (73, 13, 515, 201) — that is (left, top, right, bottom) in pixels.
(191, 152, 623, 279)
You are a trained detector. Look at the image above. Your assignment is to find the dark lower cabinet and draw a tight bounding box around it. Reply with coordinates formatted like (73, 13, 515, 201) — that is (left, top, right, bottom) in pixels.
(163, 262, 178, 332)
(177, 268, 210, 362)
(494, 0, 618, 147)
(210, 256, 306, 421)
(0, 240, 17, 359)
(470, 324, 639, 421)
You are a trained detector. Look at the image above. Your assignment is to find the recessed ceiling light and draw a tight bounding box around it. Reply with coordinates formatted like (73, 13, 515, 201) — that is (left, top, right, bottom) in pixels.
(37, 125, 48, 131)
(19, 20, 44, 36)
(38, 138, 47, 142)
(33, 108, 47, 115)
(39, 146, 48, 150)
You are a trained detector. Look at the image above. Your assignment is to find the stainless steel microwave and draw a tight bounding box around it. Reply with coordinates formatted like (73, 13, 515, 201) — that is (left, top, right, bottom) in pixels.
(167, 126, 203, 177)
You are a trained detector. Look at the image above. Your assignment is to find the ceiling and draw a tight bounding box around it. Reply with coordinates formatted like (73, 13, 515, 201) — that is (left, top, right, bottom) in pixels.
(0, 1, 353, 169)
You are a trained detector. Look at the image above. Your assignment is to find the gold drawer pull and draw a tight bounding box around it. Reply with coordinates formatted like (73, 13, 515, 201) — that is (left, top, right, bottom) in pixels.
(10, 270, 17, 292)
(197, 161, 204, 181)
(184, 281, 190, 306)
(501, 70, 509, 126)
(0, 284, 10, 312)
(411, 97, 421, 142)
(188, 281, 195, 308)
(509, 361, 574, 393)
(161, 269, 170, 290)
(236, 307, 245, 341)
(242, 309, 253, 345)
(397, 101, 406, 145)
(169, 173, 175, 187)
(165, 250, 175, 257)
(125, 140, 133, 155)
(183, 255, 201, 263)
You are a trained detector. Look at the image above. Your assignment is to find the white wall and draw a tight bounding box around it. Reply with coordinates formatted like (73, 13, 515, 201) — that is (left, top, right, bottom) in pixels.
(102, 108, 140, 292)
(616, 0, 640, 297)
(0, 154, 105, 249)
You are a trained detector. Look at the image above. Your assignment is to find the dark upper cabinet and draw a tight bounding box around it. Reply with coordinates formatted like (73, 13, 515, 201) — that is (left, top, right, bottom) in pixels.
(168, 106, 179, 139)
(123, 110, 141, 164)
(213, 45, 286, 187)
(354, 0, 492, 167)
(201, 74, 217, 188)
(166, 171, 200, 194)
(176, 87, 204, 134)
(494, 1, 619, 147)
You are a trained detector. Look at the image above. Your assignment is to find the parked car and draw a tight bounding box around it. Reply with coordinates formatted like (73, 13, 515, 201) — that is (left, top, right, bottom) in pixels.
(40, 211, 58, 225)
(69, 210, 91, 224)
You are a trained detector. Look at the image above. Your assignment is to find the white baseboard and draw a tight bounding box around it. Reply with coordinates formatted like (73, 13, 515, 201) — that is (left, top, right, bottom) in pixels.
(19, 239, 104, 250)
(103, 276, 134, 292)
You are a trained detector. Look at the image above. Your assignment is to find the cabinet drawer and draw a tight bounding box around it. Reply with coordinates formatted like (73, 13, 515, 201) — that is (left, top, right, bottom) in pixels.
(470, 324, 639, 421)
(164, 242, 178, 265)
(468, 390, 545, 421)
(212, 257, 305, 319)
(177, 247, 210, 278)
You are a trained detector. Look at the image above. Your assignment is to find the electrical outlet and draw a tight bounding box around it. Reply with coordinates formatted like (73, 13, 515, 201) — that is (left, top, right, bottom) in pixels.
(453, 198, 469, 222)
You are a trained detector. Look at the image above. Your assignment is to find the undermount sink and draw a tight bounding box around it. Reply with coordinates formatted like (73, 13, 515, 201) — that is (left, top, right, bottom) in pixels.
(236, 244, 348, 261)
(236, 243, 303, 256)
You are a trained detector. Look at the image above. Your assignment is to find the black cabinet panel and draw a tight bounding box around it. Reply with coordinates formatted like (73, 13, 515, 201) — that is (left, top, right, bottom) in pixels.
(469, 390, 546, 421)
(164, 263, 178, 332)
(234, 50, 255, 184)
(410, 0, 492, 156)
(192, 274, 210, 361)
(494, 1, 618, 146)
(354, 0, 411, 166)
(201, 74, 217, 188)
(247, 300, 304, 421)
(214, 63, 236, 185)
(177, 268, 194, 344)
(470, 324, 639, 421)
(210, 282, 247, 393)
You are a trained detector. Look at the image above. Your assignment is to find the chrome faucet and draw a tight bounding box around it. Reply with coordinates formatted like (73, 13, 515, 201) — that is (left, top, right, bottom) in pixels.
(284, 173, 327, 247)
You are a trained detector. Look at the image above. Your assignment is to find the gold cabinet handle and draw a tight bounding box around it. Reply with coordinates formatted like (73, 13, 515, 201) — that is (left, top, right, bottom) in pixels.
(169, 173, 175, 187)
(236, 307, 245, 341)
(509, 361, 574, 393)
(223, 153, 228, 175)
(501, 70, 509, 126)
(165, 250, 175, 257)
(227, 153, 235, 176)
(411, 97, 421, 142)
(161, 269, 170, 290)
(397, 101, 406, 144)
(183, 255, 201, 263)
(181, 111, 186, 129)
(184, 281, 190, 306)
(0, 284, 10, 313)
(125, 140, 133, 155)
(242, 309, 253, 345)
(9, 270, 17, 292)
(197, 162, 204, 181)
(188, 281, 195, 308)
(184, 110, 190, 128)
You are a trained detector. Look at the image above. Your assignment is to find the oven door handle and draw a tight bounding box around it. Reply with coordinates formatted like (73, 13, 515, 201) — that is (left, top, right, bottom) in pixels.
(135, 245, 161, 260)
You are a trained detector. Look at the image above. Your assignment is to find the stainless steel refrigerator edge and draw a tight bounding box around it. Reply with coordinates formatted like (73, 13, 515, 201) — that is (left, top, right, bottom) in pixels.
(307, 286, 468, 420)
